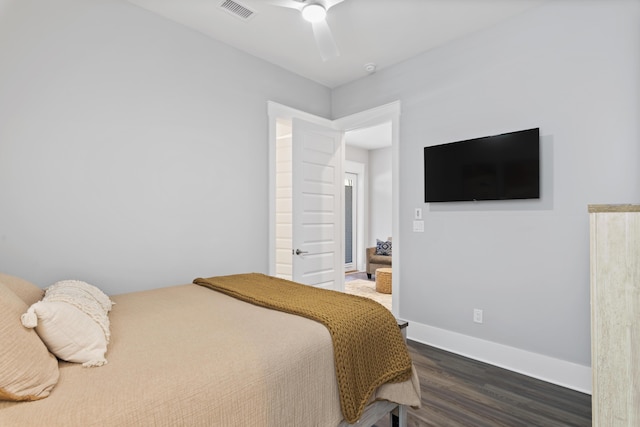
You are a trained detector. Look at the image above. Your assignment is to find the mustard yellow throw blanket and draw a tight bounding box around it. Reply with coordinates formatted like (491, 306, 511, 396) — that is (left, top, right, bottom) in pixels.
(193, 273, 412, 423)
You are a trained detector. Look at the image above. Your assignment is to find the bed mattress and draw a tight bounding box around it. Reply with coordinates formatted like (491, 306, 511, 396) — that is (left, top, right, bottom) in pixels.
(0, 283, 420, 426)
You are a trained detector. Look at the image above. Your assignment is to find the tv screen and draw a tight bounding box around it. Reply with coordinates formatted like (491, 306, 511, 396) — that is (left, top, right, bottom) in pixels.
(424, 128, 540, 202)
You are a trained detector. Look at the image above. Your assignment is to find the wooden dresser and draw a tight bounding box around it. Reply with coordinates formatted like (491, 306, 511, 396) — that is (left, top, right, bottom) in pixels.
(589, 204, 640, 426)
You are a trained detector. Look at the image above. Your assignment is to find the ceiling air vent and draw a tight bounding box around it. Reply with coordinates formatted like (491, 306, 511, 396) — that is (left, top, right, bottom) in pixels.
(219, 0, 255, 21)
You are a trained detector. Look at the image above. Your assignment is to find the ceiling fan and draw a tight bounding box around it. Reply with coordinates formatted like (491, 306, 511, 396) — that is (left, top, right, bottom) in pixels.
(268, 0, 345, 61)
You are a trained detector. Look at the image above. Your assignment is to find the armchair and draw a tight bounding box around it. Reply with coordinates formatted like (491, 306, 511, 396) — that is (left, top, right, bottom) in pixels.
(366, 238, 392, 279)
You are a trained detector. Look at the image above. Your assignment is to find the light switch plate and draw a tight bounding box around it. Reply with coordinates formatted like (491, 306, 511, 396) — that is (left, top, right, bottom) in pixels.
(413, 220, 424, 232)
(414, 208, 422, 220)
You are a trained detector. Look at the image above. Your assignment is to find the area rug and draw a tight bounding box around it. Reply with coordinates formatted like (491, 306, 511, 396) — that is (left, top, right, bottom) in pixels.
(345, 279, 391, 311)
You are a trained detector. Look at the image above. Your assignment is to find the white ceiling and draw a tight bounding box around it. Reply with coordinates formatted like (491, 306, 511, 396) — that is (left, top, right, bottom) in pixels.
(125, 0, 546, 150)
(126, 0, 546, 89)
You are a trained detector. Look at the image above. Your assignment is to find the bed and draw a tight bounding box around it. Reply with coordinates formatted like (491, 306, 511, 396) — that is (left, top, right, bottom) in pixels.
(0, 272, 421, 426)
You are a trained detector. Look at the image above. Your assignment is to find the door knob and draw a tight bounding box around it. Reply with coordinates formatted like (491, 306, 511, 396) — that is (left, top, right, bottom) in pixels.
(295, 249, 309, 255)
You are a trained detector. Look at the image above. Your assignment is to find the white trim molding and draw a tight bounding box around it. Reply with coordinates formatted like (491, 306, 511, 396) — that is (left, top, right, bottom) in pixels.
(408, 321, 592, 395)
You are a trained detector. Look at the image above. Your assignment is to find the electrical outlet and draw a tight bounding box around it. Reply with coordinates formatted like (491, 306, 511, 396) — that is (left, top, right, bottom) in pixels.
(473, 309, 483, 324)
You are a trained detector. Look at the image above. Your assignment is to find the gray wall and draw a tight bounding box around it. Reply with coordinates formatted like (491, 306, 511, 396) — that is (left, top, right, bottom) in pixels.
(345, 145, 369, 165)
(369, 147, 392, 245)
(333, 0, 640, 368)
(0, 0, 330, 294)
(345, 145, 393, 248)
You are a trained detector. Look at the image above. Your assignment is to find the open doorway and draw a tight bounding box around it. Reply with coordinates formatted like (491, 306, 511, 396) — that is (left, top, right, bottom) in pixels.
(343, 122, 393, 311)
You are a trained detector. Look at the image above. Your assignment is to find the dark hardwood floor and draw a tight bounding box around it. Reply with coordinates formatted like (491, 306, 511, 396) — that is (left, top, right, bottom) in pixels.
(375, 340, 592, 427)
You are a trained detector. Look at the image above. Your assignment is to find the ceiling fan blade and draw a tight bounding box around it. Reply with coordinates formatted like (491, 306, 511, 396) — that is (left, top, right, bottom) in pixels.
(323, 0, 345, 11)
(311, 20, 339, 61)
(265, 0, 303, 11)
(268, 0, 344, 11)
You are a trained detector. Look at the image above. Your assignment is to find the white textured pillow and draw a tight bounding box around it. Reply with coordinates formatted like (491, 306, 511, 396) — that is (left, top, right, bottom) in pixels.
(21, 280, 114, 367)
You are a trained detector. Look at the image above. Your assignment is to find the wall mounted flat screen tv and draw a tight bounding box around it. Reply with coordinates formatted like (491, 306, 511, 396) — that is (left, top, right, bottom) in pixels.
(424, 128, 540, 202)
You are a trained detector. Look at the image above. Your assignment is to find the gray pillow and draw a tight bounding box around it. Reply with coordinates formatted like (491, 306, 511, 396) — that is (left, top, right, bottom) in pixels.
(376, 239, 392, 256)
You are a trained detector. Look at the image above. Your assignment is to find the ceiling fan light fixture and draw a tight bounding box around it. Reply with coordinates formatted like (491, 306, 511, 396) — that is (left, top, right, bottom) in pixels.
(301, 4, 326, 23)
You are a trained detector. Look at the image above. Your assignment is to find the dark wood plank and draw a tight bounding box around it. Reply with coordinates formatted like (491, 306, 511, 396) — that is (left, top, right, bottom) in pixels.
(374, 340, 591, 427)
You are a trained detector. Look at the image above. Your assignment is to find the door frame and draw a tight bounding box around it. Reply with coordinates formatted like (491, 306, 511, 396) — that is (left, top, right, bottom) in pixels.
(268, 100, 401, 314)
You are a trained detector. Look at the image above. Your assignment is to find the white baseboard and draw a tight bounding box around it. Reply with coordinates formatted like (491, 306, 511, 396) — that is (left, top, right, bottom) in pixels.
(407, 321, 592, 395)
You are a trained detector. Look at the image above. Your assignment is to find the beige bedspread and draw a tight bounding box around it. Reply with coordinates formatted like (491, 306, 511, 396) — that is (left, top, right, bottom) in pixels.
(0, 284, 420, 426)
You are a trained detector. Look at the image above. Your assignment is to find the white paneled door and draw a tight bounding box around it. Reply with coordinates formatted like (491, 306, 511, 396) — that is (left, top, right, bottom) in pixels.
(291, 118, 343, 290)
